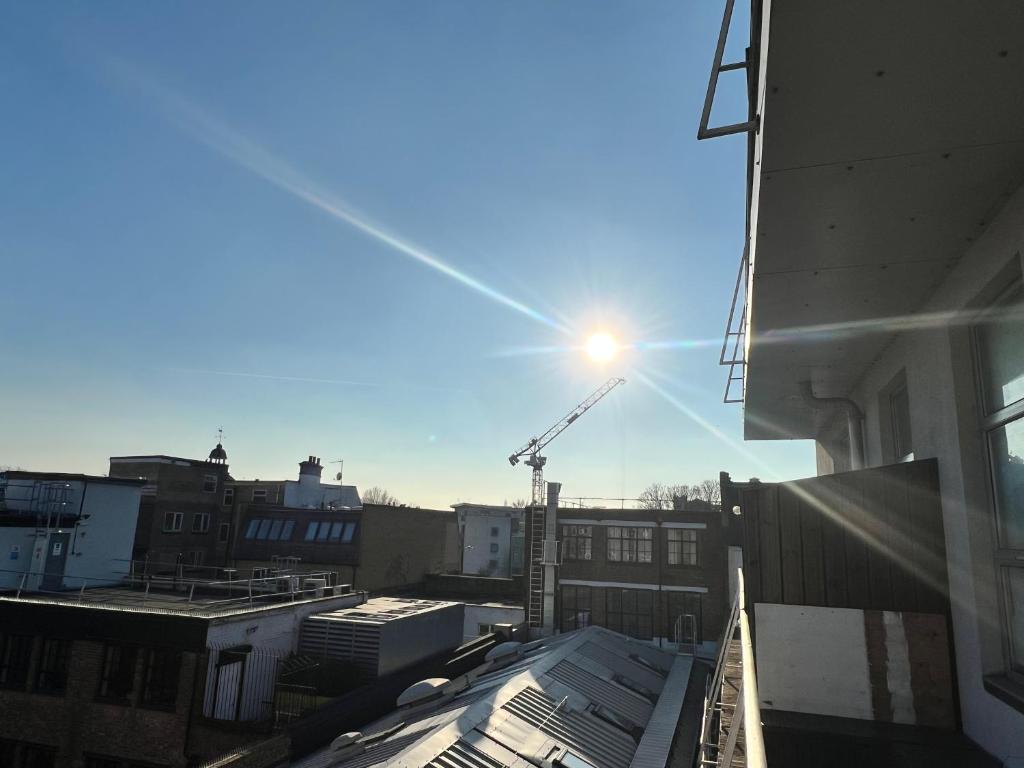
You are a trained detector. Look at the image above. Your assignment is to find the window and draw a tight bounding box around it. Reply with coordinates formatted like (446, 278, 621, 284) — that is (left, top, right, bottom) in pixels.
(192, 512, 210, 534)
(667, 529, 698, 566)
(974, 281, 1024, 675)
(329, 521, 345, 541)
(487, 558, 498, 570)
(268, 519, 283, 540)
(141, 648, 181, 709)
(607, 527, 653, 563)
(98, 644, 138, 703)
(890, 383, 914, 461)
(0, 633, 33, 689)
(667, 592, 702, 644)
(223, 487, 235, 506)
(561, 525, 593, 561)
(36, 638, 71, 694)
(489, 542, 499, 553)
(605, 589, 653, 640)
(341, 522, 357, 543)
(185, 551, 204, 566)
(316, 522, 331, 541)
(162, 512, 183, 533)
(21, 744, 57, 768)
(561, 585, 591, 630)
(305, 522, 319, 541)
(252, 488, 268, 502)
(244, 519, 260, 539)
(202, 474, 218, 493)
(280, 520, 296, 540)
(478, 623, 496, 635)
(218, 523, 231, 543)
(490, 526, 499, 536)
(256, 519, 272, 540)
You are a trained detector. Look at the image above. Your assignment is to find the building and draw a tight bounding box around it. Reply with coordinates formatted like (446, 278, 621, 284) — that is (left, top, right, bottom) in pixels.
(227, 456, 361, 512)
(0, 578, 365, 768)
(541, 500, 733, 656)
(0, 471, 145, 591)
(452, 503, 524, 577)
(293, 624, 696, 768)
(231, 502, 460, 593)
(696, 0, 1024, 764)
(108, 442, 234, 570)
(298, 597, 464, 678)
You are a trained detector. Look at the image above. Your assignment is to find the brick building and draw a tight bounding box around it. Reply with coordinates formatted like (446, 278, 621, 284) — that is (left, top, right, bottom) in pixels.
(527, 499, 736, 655)
(230, 502, 460, 594)
(108, 443, 233, 570)
(0, 583, 364, 768)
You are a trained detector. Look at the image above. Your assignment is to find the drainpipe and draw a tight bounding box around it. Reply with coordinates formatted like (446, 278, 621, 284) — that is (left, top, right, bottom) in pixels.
(800, 381, 865, 470)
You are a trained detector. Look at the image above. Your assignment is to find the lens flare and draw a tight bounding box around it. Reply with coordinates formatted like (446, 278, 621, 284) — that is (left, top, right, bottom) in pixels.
(586, 333, 617, 363)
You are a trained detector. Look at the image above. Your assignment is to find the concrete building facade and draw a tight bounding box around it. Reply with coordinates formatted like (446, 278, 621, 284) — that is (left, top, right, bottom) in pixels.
(704, 0, 1024, 763)
(0, 471, 144, 591)
(452, 503, 524, 578)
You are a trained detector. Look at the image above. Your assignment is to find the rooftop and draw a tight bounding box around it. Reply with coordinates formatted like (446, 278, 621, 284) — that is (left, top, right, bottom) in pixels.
(0, 579, 357, 619)
(306, 597, 459, 626)
(294, 625, 693, 768)
(0, 470, 146, 486)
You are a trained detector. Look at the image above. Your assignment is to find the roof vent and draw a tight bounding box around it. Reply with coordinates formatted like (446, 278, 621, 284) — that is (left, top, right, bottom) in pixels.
(331, 732, 362, 750)
(484, 641, 523, 664)
(396, 678, 449, 708)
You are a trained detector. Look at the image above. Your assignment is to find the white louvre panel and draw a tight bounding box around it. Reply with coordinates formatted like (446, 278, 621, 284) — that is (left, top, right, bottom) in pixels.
(299, 598, 463, 679)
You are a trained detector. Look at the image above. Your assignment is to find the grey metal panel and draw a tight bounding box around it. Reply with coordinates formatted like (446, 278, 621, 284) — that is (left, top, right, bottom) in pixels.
(501, 687, 637, 768)
(546, 660, 654, 726)
(577, 641, 667, 694)
(428, 740, 506, 768)
(629, 655, 693, 768)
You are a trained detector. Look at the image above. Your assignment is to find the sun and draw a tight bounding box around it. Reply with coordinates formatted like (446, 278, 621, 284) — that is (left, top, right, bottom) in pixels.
(585, 332, 618, 363)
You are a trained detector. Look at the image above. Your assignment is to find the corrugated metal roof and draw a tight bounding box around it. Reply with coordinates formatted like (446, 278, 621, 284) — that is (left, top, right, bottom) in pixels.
(297, 627, 690, 768)
(628, 655, 693, 768)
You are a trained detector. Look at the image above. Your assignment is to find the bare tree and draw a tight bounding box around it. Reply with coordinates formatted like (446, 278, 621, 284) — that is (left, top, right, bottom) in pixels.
(638, 480, 718, 509)
(362, 486, 399, 505)
(638, 483, 672, 509)
(509, 498, 528, 509)
(691, 479, 722, 506)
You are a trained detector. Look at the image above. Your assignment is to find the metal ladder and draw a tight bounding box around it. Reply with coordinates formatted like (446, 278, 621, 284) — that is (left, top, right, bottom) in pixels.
(526, 507, 545, 627)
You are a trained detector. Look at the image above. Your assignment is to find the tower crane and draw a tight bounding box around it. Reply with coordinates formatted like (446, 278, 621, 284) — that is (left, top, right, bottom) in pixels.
(508, 377, 626, 505)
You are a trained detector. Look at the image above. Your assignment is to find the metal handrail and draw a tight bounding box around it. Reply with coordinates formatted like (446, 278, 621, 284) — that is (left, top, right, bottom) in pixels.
(697, 568, 767, 768)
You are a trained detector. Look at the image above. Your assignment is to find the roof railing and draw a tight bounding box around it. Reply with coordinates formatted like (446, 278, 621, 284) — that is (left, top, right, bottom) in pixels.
(697, 568, 766, 768)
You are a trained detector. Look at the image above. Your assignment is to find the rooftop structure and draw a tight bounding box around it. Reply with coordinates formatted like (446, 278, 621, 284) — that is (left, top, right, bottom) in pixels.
(299, 597, 464, 677)
(294, 624, 693, 768)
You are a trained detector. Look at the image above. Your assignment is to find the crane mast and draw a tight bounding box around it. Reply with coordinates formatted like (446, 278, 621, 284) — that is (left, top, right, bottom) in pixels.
(508, 376, 626, 504)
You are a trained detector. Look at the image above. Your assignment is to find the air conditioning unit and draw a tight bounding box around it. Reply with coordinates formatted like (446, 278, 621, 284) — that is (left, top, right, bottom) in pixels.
(303, 578, 328, 598)
(276, 576, 299, 593)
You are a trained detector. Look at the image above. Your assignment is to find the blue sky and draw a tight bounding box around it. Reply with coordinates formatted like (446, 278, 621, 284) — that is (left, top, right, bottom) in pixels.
(0, 2, 814, 507)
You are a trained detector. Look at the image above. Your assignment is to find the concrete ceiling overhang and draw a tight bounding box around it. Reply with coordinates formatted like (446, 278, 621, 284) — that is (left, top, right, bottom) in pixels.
(743, 0, 1024, 440)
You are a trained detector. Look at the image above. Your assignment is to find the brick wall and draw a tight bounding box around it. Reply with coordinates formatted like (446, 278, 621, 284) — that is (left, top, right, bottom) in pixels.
(0, 637, 200, 768)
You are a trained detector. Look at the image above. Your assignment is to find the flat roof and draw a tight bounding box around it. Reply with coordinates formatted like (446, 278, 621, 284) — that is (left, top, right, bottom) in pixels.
(0, 584, 358, 619)
(306, 597, 458, 626)
(1, 471, 146, 486)
(295, 625, 693, 768)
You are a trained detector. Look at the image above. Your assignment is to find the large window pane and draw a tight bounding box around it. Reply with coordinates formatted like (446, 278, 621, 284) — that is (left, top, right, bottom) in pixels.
(977, 283, 1024, 413)
(1007, 568, 1024, 673)
(990, 416, 1024, 548)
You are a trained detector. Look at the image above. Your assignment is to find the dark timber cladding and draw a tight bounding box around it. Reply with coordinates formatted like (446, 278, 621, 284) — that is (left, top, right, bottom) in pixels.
(736, 459, 950, 616)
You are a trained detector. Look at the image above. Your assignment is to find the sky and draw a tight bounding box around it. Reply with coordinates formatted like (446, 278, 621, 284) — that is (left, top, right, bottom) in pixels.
(0, 2, 816, 508)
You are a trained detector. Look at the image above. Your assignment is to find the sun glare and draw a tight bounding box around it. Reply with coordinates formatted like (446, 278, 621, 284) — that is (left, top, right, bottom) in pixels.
(585, 332, 617, 363)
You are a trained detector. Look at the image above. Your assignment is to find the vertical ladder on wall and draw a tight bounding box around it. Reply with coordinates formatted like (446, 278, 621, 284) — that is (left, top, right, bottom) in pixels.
(526, 506, 545, 627)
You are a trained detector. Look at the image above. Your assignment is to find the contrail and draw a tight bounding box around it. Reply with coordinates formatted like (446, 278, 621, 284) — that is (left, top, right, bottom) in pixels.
(102, 56, 571, 335)
(167, 367, 469, 394)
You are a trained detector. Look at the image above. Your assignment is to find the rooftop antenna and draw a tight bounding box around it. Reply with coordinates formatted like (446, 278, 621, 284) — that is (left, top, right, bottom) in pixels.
(330, 458, 344, 483)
